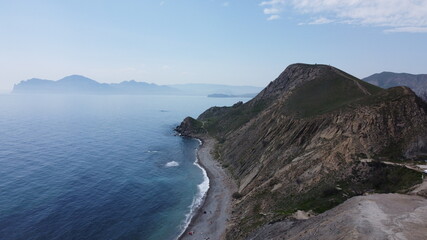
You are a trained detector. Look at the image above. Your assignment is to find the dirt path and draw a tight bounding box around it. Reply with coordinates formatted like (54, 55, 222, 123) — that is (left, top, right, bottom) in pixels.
(360, 158, 426, 173)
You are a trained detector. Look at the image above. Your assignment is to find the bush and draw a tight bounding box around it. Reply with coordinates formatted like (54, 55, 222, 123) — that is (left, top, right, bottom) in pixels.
(232, 192, 243, 199)
(321, 186, 340, 197)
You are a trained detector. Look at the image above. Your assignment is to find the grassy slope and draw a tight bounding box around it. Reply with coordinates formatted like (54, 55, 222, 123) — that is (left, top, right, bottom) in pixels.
(197, 99, 269, 138)
(283, 70, 383, 117)
(199, 67, 384, 135)
(274, 162, 422, 216)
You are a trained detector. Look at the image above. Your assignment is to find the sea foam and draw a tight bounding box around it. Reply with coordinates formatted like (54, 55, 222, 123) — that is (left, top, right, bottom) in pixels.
(165, 161, 179, 167)
(178, 139, 210, 238)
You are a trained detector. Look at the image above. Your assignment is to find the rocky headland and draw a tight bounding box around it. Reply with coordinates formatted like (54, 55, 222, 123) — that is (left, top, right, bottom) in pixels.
(176, 63, 427, 239)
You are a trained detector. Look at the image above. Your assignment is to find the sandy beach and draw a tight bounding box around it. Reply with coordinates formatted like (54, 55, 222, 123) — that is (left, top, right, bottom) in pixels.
(179, 138, 236, 240)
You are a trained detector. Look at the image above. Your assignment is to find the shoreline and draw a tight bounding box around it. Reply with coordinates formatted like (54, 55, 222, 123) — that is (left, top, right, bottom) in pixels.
(178, 137, 236, 240)
(176, 138, 210, 238)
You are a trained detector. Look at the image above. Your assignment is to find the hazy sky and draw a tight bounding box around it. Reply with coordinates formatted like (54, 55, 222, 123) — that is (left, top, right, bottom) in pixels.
(1, 0, 427, 92)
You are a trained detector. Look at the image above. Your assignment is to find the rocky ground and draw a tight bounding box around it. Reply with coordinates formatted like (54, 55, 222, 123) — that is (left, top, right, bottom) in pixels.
(248, 178, 427, 240)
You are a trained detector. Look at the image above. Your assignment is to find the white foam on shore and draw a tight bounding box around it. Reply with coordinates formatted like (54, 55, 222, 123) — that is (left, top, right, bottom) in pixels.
(177, 139, 210, 239)
(165, 161, 179, 167)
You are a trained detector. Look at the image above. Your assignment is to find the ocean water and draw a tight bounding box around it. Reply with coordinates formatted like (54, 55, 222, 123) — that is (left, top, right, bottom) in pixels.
(0, 94, 246, 240)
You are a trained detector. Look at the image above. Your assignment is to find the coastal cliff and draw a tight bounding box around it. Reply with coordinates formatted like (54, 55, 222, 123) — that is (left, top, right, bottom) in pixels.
(176, 64, 427, 239)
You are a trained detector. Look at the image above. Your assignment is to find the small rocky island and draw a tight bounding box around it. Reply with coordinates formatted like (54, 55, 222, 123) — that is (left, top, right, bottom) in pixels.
(177, 63, 427, 239)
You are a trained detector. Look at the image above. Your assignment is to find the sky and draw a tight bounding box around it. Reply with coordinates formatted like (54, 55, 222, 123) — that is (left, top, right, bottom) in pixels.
(0, 0, 427, 92)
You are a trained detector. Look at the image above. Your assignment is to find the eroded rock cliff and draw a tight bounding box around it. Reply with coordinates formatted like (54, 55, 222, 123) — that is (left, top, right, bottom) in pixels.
(177, 64, 427, 239)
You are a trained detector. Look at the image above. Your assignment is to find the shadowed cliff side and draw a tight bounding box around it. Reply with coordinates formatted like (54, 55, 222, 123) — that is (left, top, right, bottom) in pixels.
(176, 63, 427, 239)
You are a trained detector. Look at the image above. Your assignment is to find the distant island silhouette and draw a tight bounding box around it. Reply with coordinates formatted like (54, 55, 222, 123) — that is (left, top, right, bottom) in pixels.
(13, 75, 262, 96)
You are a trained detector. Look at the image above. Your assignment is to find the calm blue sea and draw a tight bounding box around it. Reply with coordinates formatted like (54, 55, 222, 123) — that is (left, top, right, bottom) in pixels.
(0, 94, 245, 240)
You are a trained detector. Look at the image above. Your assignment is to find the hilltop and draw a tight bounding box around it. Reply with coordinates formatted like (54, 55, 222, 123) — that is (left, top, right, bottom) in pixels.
(177, 63, 427, 239)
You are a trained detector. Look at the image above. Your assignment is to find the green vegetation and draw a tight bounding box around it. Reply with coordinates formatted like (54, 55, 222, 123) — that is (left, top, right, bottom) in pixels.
(283, 72, 382, 118)
(198, 99, 269, 138)
(353, 85, 417, 108)
(212, 143, 222, 160)
(365, 161, 422, 192)
(274, 184, 347, 216)
(188, 117, 203, 129)
(274, 162, 422, 218)
(280, 70, 421, 119)
(239, 215, 265, 236)
(237, 162, 423, 235)
(375, 140, 404, 161)
(232, 192, 243, 199)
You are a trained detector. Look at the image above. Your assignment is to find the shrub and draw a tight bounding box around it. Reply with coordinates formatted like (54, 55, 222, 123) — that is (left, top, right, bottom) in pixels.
(232, 192, 243, 199)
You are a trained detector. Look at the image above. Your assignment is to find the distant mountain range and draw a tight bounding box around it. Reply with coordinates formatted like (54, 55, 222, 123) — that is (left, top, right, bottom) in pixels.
(12, 75, 263, 96)
(15, 72, 427, 100)
(207, 93, 258, 98)
(363, 72, 427, 101)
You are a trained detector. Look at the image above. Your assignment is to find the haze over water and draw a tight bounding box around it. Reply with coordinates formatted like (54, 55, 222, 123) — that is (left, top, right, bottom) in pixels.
(0, 94, 246, 240)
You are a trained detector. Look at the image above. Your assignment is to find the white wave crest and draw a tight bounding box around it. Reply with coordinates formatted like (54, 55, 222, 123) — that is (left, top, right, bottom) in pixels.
(177, 139, 210, 238)
(165, 161, 179, 167)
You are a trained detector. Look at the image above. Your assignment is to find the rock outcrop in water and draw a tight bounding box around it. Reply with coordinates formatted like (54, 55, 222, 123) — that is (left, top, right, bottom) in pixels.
(175, 116, 206, 137)
(177, 63, 427, 239)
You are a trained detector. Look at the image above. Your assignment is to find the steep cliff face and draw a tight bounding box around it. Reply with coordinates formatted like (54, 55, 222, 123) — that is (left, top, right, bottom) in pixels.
(177, 64, 427, 239)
